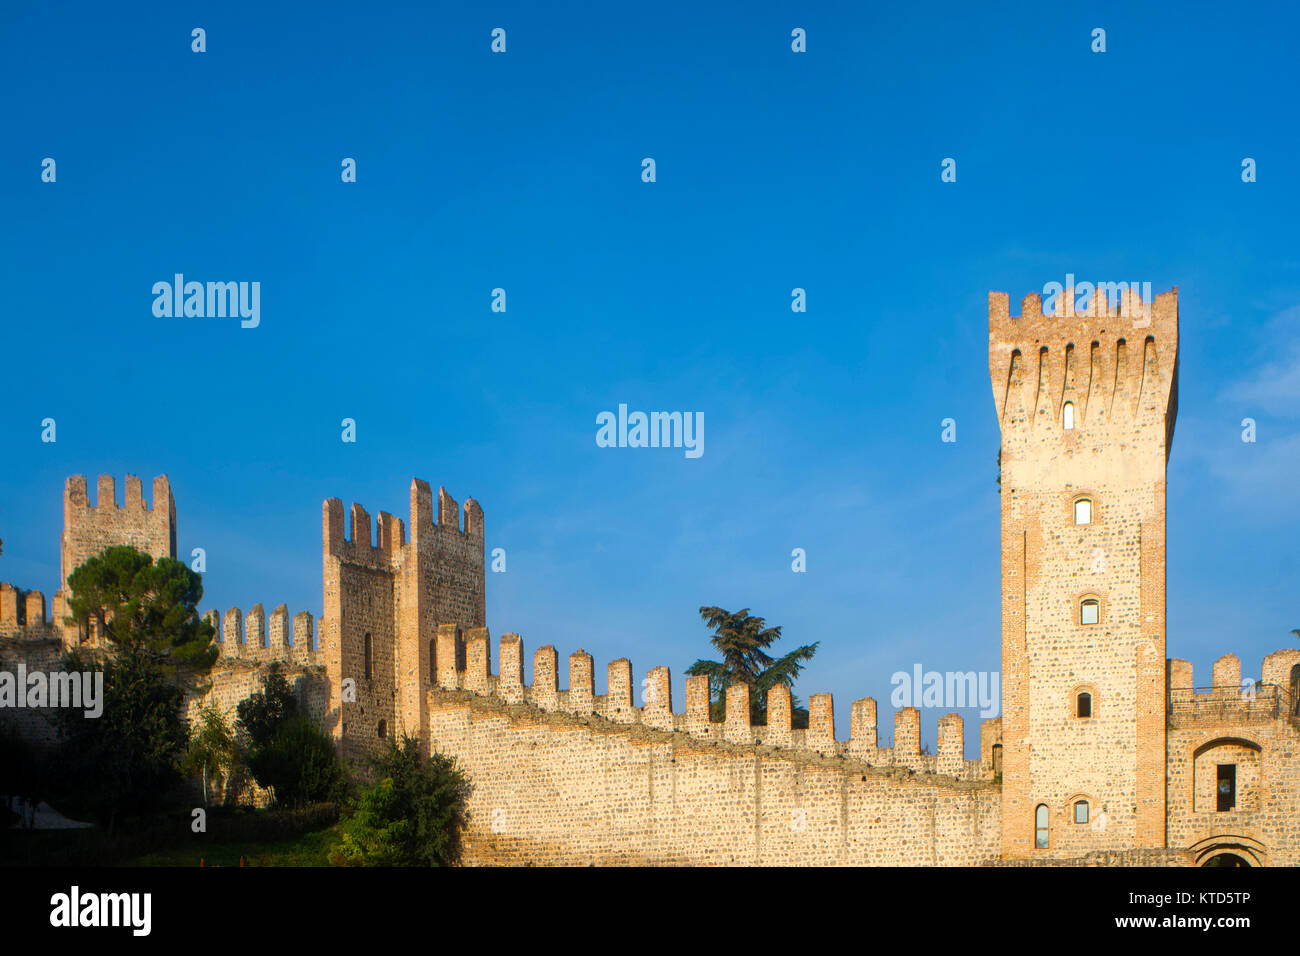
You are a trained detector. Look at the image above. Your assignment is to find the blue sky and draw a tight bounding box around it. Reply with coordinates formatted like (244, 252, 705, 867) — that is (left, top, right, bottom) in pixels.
(1, 1, 1297, 755)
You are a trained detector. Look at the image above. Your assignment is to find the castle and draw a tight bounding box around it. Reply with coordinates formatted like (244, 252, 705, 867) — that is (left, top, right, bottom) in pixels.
(2, 286, 1298, 865)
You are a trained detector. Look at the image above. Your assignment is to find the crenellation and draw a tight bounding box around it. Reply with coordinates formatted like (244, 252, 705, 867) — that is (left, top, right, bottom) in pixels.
(245, 604, 267, 660)
(1212, 653, 1240, 691)
(685, 674, 712, 739)
(765, 684, 793, 747)
(568, 650, 594, 715)
(606, 658, 634, 723)
(807, 692, 835, 755)
(849, 697, 878, 757)
(223, 607, 244, 658)
(724, 681, 751, 743)
(498, 633, 524, 702)
(642, 664, 672, 730)
(938, 713, 965, 776)
(465, 627, 491, 693)
(895, 707, 922, 770)
(532, 645, 559, 710)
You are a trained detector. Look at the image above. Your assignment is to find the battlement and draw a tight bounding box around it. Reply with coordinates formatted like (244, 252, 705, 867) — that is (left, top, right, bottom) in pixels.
(0, 583, 58, 640)
(1167, 649, 1300, 725)
(423, 629, 989, 782)
(988, 287, 1179, 442)
(322, 480, 484, 565)
(64, 474, 174, 514)
(61, 473, 177, 590)
(207, 603, 317, 666)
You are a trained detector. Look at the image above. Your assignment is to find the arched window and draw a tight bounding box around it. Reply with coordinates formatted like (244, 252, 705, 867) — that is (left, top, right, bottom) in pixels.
(377, 719, 387, 739)
(1080, 599, 1100, 625)
(1063, 401, 1075, 430)
(363, 632, 372, 680)
(1077, 692, 1092, 718)
(1074, 498, 1092, 525)
(429, 639, 437, 683)
(1074, 800, 1089, 824)
(1035, 804, 1049, 848)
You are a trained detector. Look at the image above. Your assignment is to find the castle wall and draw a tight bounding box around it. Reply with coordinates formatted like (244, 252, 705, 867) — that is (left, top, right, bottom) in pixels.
(423, 635, 999, 866)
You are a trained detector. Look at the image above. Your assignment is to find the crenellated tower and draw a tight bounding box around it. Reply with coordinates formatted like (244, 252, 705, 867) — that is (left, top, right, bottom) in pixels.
(57, 474, 177, 646)
(988, 285, 1179, 859)
(321, 479, 485, 764)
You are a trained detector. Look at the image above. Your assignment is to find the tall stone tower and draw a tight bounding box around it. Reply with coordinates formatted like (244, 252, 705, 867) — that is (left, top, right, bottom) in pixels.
(988, 285, 1178, 859)
(320, 479, 485, 764)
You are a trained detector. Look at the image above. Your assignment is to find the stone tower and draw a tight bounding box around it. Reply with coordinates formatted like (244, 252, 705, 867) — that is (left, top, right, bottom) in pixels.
(57, 474, 177, 646)
(988, 285, 1179, 859)
(320, 479, 485, 764)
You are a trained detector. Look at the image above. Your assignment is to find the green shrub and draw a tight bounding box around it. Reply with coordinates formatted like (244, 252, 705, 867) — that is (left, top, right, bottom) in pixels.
(333, 736, 471, 866)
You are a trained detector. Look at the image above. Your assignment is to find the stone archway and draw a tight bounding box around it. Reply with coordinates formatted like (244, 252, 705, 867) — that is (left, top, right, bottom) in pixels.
(1189, 835, 1267, 867)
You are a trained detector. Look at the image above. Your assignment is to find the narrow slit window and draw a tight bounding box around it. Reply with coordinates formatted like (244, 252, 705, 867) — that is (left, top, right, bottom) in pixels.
(1217, 764, 1236, 812)
(364, 632, 373, 680)
(1063, 401, 1075, 430)
(1081, 599, 1100, 625)
(1074, 498, 1092, 525)
(1035, 804, 1049, 848)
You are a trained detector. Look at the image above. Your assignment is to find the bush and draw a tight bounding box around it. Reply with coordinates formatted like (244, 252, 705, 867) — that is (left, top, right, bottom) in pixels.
(245, 717, 344, 808)
(333, 736, 471, 866)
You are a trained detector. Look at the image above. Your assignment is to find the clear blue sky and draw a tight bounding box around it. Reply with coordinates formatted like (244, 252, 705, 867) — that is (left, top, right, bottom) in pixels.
(2, 1, 1297, 755)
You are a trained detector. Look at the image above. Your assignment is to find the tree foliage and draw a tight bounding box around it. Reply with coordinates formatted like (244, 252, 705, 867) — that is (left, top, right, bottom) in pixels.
(235, 665, 297, 749)
(685, 606, 819, 728)
(64, 545, 216, 674)
(333, 736, 472, 866)
(182, 705, 236, 807)
(51, 648, 188, 832)
(244, 717, 344, 808)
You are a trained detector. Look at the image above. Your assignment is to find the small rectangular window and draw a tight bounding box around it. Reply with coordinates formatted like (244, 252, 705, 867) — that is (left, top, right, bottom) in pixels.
(1074, 499, 1092, 524)
(1081, 600, 1099, 625)
(1074, 801, 1089, 824)
(1217, 764, 1236, 812)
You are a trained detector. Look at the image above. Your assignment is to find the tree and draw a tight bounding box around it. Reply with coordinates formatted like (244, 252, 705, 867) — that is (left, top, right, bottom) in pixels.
(244, 717, 343, 808)
(333, 736, 472, 866)
(685, 606, 818, 728)
(235, 665, 298, 749)
(182, 705, 236, 807)
(51, 649, 188, 833)
(64, 546, 216, 675)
